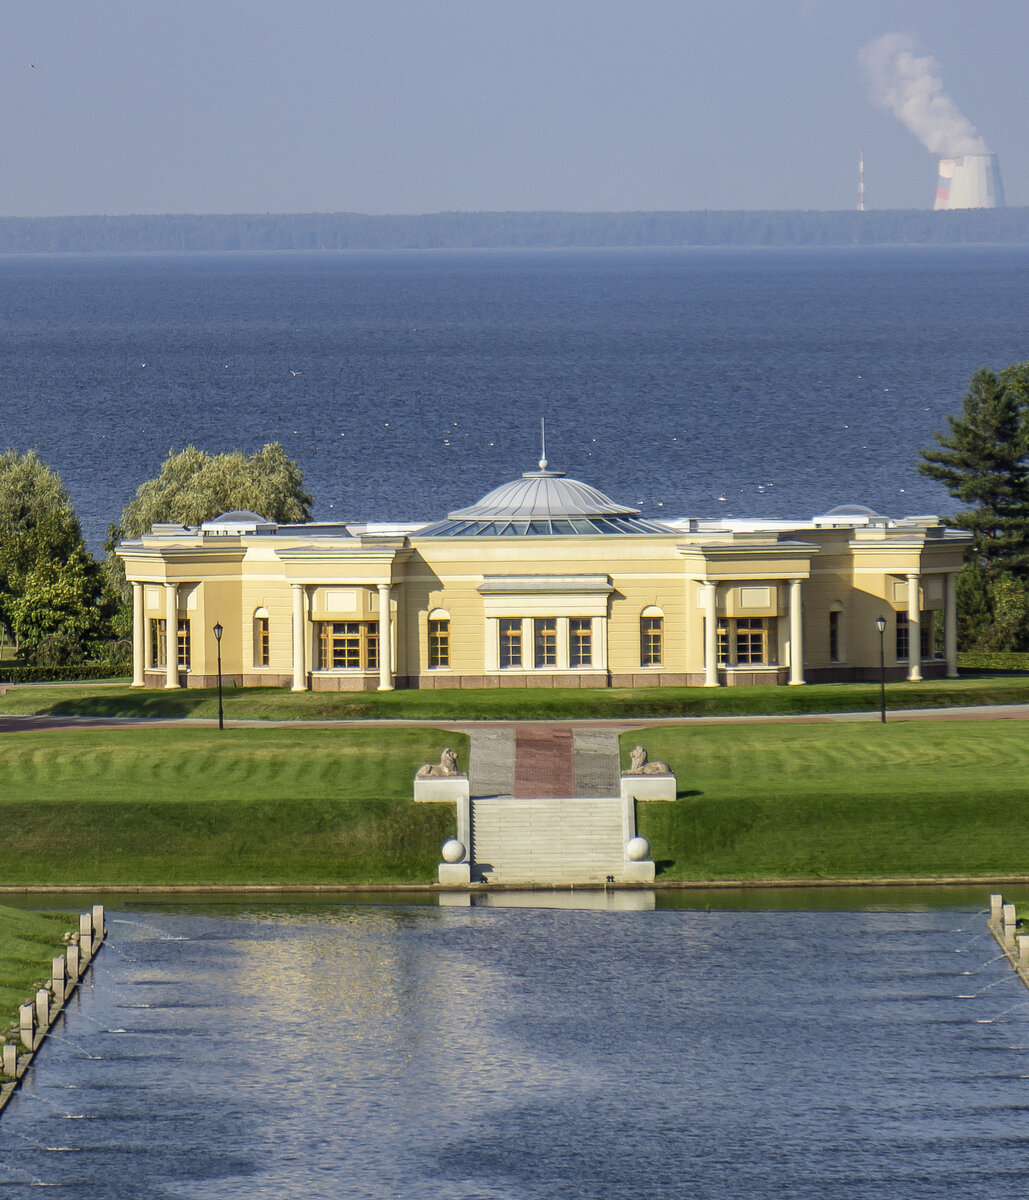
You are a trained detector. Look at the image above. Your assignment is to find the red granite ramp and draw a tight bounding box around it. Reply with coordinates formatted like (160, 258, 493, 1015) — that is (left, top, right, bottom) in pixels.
(513, 727, 575, 798)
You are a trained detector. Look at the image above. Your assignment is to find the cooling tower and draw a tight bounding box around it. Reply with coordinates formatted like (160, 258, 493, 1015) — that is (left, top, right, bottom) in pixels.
(934, 154, 1005, 209)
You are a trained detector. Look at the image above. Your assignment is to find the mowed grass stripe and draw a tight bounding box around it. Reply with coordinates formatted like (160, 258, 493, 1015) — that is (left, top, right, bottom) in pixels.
(0, 728, 466, 885)
(630, 722, 1029, 880)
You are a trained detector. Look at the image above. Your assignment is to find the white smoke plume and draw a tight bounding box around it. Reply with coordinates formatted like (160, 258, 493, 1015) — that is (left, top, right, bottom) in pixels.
(860, 33, 989, 156)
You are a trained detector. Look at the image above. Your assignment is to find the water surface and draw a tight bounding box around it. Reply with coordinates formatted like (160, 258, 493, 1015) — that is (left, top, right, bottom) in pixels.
(0, 901, 1025, 1197)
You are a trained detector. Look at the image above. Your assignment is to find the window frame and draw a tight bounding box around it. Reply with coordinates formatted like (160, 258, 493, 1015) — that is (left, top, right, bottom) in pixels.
(428, 617, 450, 669)
(499, 618, 523, 669)
(569, 617, 592, 668)
(318, 621, 379, 671)
(641, 615, 663, 667)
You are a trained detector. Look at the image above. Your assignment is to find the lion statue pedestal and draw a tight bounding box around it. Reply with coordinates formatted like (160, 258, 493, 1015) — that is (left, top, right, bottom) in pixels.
(619, 744, 677, 803)
(413, 747, 471, 804)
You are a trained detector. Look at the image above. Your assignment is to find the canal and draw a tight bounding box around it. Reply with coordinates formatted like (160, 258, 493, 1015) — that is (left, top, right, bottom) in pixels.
(1, 890, 1026, 1197)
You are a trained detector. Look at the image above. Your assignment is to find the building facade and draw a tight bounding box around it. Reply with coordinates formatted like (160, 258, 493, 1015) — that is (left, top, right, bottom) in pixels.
(116, 461, 971, 691)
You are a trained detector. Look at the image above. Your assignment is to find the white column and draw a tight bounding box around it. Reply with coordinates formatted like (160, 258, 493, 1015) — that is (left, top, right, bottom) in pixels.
(131, 582, 146, 687)
(377, 583, 393, 691)
(944, 571, 958, 678)
(907, 572, 922, 682)
(291, 584, 308, 692)
(594, 615, 608, 672)
(704, 583, 719, 687)
(788, 578, 805, 685)
(163, 583, 179, 689)
(556, 617, 570, 671)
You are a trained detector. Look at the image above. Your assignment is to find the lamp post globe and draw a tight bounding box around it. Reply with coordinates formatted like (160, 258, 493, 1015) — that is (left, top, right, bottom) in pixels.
(213, 622, 224, 731)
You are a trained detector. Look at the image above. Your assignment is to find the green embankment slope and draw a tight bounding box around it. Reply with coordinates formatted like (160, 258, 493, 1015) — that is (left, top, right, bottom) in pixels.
(0, 728, 465, 885)
(631, 722, 1029, 881)
(0, 908, 70, 1031)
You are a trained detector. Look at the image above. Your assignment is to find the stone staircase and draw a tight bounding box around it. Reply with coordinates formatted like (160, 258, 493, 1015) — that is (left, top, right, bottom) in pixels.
(469, 794, 626, 884)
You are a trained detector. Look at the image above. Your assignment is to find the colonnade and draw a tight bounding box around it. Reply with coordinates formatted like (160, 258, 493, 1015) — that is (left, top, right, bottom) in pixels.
(695, 571, 961, 688)
(130, 579, 396, 691)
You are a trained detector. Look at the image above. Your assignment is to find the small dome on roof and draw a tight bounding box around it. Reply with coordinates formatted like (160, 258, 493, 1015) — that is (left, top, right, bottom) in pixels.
(821, 504, 883, 517)
(208, 509, 269, 523)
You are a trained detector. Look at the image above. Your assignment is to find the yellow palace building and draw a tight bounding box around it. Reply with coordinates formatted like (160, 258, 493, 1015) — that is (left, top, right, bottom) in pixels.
(117, 457, 971, 692)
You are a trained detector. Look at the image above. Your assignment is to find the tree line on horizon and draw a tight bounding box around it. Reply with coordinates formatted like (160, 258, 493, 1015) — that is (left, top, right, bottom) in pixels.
(1, 209, 1029, 254)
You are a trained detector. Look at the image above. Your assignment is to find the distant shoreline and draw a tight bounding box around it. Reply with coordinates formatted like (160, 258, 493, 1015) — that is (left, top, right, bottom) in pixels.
(1, 207, 1028, 253)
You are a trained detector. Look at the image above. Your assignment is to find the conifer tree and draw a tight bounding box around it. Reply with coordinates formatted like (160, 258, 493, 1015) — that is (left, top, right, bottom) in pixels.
(918, 367, 1029, 578)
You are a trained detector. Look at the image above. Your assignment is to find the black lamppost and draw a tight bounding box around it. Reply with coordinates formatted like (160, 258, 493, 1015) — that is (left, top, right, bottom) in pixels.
(213, 622, 224, 731)
(876, 615, 887, 724)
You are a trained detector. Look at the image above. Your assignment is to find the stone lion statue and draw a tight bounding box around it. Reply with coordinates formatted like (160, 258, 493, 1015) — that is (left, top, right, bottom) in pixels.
(621, 744, 672, 776)
(416, 747, 466, 779)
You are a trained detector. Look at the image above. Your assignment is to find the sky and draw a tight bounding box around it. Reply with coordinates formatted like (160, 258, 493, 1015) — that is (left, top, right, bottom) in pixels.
(1, 0, 1026, 216)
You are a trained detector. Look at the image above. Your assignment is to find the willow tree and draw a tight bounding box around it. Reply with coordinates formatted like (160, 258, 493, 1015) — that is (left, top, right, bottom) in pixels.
(107, 443, 314, 602)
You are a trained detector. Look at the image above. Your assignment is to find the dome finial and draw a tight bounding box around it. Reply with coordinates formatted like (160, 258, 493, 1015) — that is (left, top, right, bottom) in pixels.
(539, 416, 548, 471)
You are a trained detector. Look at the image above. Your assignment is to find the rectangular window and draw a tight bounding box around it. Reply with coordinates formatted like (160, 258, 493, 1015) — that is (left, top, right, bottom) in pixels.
(641, 616, 663, 667)
(256, 617, 270, 667)
(150, 618, 166, 669)
(534, 618, 557, 668)
(716, 621, 729, 666)
(428, 619, 450, 668)
(735, 617, 766, 665)
(569, 618, 592, 668)
(318, 622, 378, 670)
(176, 619, 191, 670)
(499, 619, 522, 669)
(829, 611, 839, 662)
(920, 613, 932, 661)
(896, 614, 909, 661)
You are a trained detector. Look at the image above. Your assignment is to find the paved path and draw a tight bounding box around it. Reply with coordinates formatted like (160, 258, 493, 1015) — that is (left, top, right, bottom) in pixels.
(7, 703, 1029, 737)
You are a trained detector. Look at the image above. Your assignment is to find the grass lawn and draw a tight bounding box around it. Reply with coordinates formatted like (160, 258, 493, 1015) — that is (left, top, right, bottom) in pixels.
(0, 728, 466, 886)
(4, 674, 1029, 721)
(0, 907, 71, 1037)
(629, 722, 1029, 881)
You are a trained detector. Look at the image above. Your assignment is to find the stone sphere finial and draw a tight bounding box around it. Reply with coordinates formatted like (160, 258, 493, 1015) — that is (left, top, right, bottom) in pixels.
(626, 836, 650, 862)
(441, 839, 465, 863)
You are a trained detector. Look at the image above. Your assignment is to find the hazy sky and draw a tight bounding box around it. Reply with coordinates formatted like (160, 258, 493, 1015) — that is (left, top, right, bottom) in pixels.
(1, 1, 1025, 216)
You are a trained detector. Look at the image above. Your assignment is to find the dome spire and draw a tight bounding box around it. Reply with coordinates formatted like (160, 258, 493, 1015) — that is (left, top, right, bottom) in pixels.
(539, 416, 548, 471)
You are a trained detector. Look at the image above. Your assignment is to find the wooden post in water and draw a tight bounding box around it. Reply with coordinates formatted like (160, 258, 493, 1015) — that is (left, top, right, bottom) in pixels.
(2, 1043, 16, 1075)
(1018, 935, 1029, 969)
(990, 894, 1004, 922)
(67, 943, 80, 981)
(92, 904, 105, 940)
(1002, 903, 1017, 945)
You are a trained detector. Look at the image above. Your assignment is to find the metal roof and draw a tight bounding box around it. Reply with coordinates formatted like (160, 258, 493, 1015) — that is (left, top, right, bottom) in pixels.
(417, 464, 675, 537)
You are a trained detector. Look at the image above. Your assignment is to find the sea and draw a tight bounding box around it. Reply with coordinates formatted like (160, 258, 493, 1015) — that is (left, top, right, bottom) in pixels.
(1, 244, 1028, 549)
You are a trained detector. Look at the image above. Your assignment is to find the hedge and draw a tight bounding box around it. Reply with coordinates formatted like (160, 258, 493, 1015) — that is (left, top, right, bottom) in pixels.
(957, 652, 1029, 672)
(0, 665, 129, 683)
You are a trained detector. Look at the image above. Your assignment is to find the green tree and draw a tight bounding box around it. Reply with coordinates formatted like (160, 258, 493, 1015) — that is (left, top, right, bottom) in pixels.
(919, 367, 1029, 579)
(119, 442, 312, 536)
(107, 443, 313, 603)
(7, 548, 110, 661)
(0, 450, 116, 666)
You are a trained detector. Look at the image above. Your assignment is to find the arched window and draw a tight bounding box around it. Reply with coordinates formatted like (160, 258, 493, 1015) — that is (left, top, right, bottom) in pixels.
(428, 608, 450, 669)
(641, 606, 663, 667)
(253, 608, 270, 667)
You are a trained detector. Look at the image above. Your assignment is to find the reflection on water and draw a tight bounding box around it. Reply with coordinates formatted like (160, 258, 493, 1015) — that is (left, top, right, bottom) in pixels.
(0, 902, 1026, 1198)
